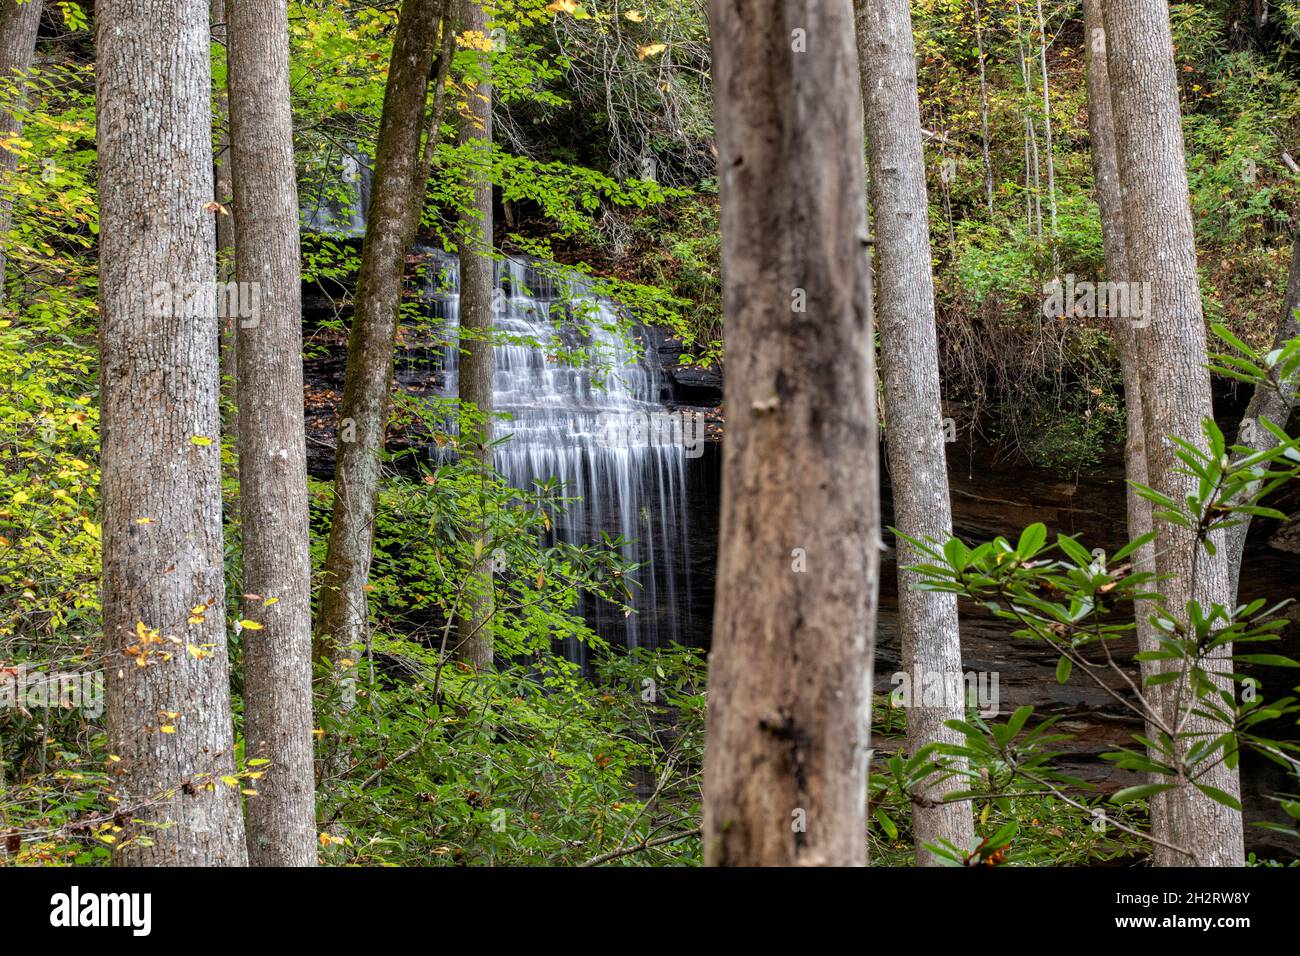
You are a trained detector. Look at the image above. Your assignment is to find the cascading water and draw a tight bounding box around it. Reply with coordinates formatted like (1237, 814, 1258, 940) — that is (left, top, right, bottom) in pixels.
(410, 247, 697, 658)
(299, 163, 705, 657)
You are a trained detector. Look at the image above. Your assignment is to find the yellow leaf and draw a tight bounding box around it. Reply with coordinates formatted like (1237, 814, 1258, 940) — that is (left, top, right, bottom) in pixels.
(238, 619, 263, 631)
(247, 758, 271, 767)
(241, 789, 259, 796)
(546, 0, 578, 12)
(221, 775, 240, 788)
(262, 596, 279, 607)
(160, 725, 175, 734)
(134, 517, 153, 524)
(190, 435, 213, 446)
(624, 9, 644, 21)
(637, 42, 666, 60)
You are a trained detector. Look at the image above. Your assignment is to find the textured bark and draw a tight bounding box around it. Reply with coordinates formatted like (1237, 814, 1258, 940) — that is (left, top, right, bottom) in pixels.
(1225, 233, 1300, 599)
(1104, 0, 1243, 866)
(1083, 0, 1169, 845)
(856, 0, 973, 866)
(455, 0, 495, 670)
(0, 0, 42, 299)
(315, 0, 445, 669)
(97, 0, 247, 865)
(228, 0, 317, 866)
(702, 0, 879, 867)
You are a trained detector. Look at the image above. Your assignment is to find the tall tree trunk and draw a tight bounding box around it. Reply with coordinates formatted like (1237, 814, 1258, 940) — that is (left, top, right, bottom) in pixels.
(213, 0, 238, 441)
(856, 0, 974, 866)
(1103, 0, 1243, 866)
(702, 0, 880, 867)
(97, 0, 247, 865)
(0, 0, 42, 299)
(455, 0, 495, 670)
(1225, 233, 1300, 599)
(228, 0, 317, 866)
(972, 0, 994, 217)
(1034, 0, 1058, 261)
(315, 0, 446, 672)
(1083, 0, 1168, 844)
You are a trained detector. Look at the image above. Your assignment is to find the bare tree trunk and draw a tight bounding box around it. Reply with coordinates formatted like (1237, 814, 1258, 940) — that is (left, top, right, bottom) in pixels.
(228, 0, 317, 867)
(455, 0, 495, 671)
(972, 0, 994, 217)
(97, 0, 247, 865)
(856, 0, 974, 866)
(315, 0, 446, 672)
(1034, 0, 1058, 261)
(1225, 232, 1300, 599)
(1083, 0, 1170, 845)
(1104, 0, 1243, 867)
(213, 0, 238, 441)
(0, 0, 42, 299)
(702, 0, 880, 867)
(1014, 5, 1043, 239)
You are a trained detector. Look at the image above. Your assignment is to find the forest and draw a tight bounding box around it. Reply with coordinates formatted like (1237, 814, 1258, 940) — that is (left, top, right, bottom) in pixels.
(1, 0, 1300, 893)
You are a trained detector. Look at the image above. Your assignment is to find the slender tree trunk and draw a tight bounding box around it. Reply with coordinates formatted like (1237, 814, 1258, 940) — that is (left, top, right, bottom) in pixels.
(0, 0, 42, 299)
(1104, 0, 1243, 867)
(97, 0, 247, 865)
(972, 0, 994, 217)
(213, 0, 238, 441)
(1225, 232, 1300, 599)
(1034, 0, 1058, 260)
(856, 0, 974, 866)
(702, 0, 880, 867)
(228, 0, 317, 867)
(455, 0, 495, 670)
(315, 0, 446, 672)
(1014, 7, 1043, 239)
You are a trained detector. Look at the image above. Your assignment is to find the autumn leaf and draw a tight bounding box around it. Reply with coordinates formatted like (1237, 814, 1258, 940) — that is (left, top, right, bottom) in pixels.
(624, 9, 644, 21)
(637, 42, 666, 60)
(190, 435, 213, 446)
(238, 619, 263, 631)
(546, 0, 578, 12)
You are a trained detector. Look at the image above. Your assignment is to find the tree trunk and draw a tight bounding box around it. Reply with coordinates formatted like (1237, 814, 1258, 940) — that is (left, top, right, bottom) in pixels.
(856, 0, 974, 866)
(702, 0, 880, 867)
(315, 0, 446, 672)
(455, 0, 495, 670)
(1034, 0, 1057, 262)
(1103, 0, 1243, 866)
(213, 0, 238, 442)
(0, 0, 42, 299)
(228, 0, 317, 866)
(972, 0, 994, 217)
(97, 0, 247, 865)
(1083, 0, 1169, 844)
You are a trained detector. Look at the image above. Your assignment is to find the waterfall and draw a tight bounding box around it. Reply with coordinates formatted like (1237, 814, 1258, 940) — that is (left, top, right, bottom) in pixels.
(413, 247, 695, 658)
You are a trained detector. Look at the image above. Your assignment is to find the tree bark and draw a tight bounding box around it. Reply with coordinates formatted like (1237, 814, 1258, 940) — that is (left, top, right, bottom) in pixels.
(1103, 0, 1243, 866)
(228, 0, 317, 866)
(315, 0, 446, 670)
(455, 0, 495, 671)
(0, 0, 42, 299)
(702, 0, 880, 867)
(855, 0, 973, 866)
(1083, 0, 1170, 847)
(97, 0, 247, 865)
